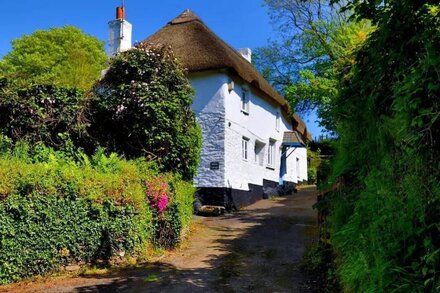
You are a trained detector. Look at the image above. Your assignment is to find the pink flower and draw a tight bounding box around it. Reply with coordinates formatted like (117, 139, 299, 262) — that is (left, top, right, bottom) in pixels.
(146, 177, 170, 213)
(157, 195, 169, 213)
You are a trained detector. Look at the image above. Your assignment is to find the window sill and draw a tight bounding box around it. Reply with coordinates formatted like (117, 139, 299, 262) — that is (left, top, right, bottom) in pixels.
(241, 110, 249, 115)
(266, 166, 275, 170)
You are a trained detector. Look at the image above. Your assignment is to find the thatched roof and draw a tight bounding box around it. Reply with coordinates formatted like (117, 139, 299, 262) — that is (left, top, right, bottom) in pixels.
(142, 10, 310, 140)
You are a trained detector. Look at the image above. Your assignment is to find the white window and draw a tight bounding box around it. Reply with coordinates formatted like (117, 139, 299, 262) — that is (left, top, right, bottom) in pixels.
(254, 141, 265, 166)
(276, 112, 280, 131)
(296, 157, 300, 178)
(241, 88, 249, 114)
(242, 137, 249, 160)
(267, 139, 276, 167)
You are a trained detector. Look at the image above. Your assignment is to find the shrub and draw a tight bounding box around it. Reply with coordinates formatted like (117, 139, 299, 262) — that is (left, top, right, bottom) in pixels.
(0, 82, 87, 150)
(147, 175, 195, 249)
(0, 139, 195, 284)
(0, 194, 138, 284)
(88, 44, 202, 180)
(326, 1, 440, 292)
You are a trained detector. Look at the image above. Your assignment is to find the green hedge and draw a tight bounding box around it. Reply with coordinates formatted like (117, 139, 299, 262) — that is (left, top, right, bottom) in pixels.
(0, 139, 195, 284)
(0, 194, 139, 283)
(325, 1, 440, 291)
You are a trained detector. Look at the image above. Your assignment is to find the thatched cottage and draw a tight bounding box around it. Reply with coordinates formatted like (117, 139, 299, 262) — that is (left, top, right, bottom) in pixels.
(109, 8, 310, 209)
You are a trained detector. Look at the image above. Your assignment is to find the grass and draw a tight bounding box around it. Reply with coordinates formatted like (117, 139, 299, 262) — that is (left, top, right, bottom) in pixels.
(144, 274, 160, 283)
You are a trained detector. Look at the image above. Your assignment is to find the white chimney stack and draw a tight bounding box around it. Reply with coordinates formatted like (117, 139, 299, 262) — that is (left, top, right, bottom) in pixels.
(108, 6, 132, 57)
(238, 48, 252, 63)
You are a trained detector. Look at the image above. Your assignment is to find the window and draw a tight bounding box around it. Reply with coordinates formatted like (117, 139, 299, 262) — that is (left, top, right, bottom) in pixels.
(242, 137, 249, 160)
(254, 141, 265, 166)
(241, 88, 249, 114)
(296, 157, 300, 178)
(276, 112, 280, 131)
(267, 139, 276, 167)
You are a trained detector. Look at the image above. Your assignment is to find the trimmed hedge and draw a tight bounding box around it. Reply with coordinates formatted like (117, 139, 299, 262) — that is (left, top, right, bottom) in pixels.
(0, 139, 195, 284)
(0, 194, 139, 283)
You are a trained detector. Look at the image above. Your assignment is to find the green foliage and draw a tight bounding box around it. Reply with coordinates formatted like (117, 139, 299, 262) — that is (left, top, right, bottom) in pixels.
(326, 1, 440, 291)
(0, 82, 86, 149)
(88, 44, 202, 180)
(0, 138, 196, 284)
(152, 204, 182, 250)
(307, 148, 321, 184)
(0, 194, 138, 284)
(255, 0, 372, 131)
(301, 241, 341, 292)
(0, 26, 107, 91)
(173, 179, 196, 231)
(150, 176, 195, 249)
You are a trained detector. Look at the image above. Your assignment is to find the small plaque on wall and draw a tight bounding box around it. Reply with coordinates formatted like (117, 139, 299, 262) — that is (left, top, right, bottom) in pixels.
(210, 162, 220, 170)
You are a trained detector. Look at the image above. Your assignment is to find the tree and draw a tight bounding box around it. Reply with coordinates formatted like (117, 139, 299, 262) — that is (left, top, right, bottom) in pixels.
(0, 26, 107, 91)
(254, 0, 372, 131)
(88, 44, 202, 180)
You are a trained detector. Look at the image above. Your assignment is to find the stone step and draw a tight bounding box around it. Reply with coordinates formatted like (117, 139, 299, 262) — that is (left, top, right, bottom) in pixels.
(198, 205, 225, 216)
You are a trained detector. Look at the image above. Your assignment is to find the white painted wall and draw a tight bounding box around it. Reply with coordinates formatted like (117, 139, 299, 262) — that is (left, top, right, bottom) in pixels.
(108, 19, 132, 57)
(224, 80, 308, 190)
(190, 73, 228, 188)
(190, 72, 308, 190)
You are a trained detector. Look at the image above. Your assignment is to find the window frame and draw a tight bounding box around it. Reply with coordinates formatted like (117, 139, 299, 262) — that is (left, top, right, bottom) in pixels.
(242, 137, 249, 161)
(241, 88, 249, 114)
(267, 139, 276, 168)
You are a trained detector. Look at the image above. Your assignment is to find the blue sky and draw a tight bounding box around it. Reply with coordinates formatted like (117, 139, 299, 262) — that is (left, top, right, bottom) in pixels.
(1, 0, 323, 137)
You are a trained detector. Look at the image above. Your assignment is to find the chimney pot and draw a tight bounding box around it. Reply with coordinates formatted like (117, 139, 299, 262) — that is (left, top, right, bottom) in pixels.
(116, 6, 125, 20)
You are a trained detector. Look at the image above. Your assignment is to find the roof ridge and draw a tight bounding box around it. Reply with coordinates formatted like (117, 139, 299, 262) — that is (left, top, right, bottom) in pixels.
(170, 9, 201, 25)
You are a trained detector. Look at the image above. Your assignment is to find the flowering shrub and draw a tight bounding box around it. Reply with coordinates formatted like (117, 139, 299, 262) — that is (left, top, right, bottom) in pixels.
(0, 139, 196, 284)
(88, 44, 202, 180)
(146, 176, 170, 213)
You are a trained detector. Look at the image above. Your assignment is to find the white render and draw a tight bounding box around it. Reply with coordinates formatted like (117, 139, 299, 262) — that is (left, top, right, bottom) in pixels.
(190, 72, 308, 191)
(190, 73, 228, 188)
(108, 19, 132, 57)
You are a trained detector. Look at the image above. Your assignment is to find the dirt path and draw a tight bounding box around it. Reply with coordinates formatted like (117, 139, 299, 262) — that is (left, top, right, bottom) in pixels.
(2, 186, 318, 293)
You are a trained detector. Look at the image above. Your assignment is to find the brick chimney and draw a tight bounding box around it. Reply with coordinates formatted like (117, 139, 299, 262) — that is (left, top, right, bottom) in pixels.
(108, 6, 132, 57)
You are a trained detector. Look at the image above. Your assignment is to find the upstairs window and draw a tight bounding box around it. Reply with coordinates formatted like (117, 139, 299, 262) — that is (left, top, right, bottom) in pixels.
(296, 157, 300, 178)
(241, 88, 249, 114)
(267, 139, 276, 167)
(242, 137, 249, 160)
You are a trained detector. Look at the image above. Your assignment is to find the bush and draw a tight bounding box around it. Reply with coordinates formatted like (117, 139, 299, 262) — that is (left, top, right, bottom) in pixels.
(301, 241, 340, 292)
(0, 194, 138, 284)
(146, 176, 195, 249)
(88, 44, 201, 180)
(0, 138, 195, 284)
(0, 82, 87, 150)
(326, 1, 440, 292)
